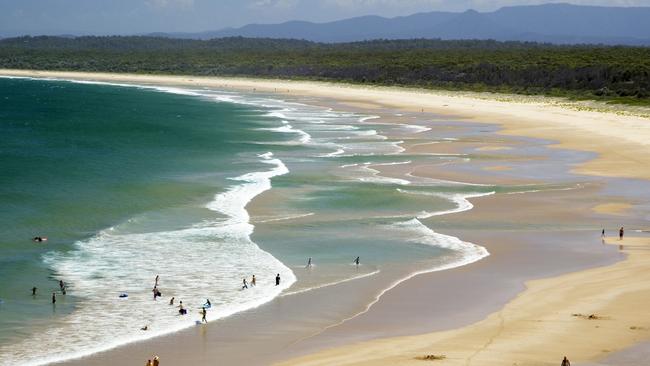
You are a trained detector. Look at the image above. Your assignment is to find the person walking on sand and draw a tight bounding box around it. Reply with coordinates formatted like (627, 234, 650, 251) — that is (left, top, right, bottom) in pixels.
(242, 278, 248, 290)
(601, 228, 605, 238)
(561, 356, 570, 366)
(201, 307, 207, 323)
(153, 356, 160, 366)
(306, 257, 312, 268)
(145, 359, 153, 366)
(354, 256, 360, 267)
(251, 275, 256, 287)
(275, 273, 281, 286)
(620, 226, 625, 240)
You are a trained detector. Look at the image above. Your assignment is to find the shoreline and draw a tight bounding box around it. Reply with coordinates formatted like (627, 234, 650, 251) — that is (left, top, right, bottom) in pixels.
(279, 236, 650, 366)
(2, 69, 650, 180)
(2, 70, 649, 365)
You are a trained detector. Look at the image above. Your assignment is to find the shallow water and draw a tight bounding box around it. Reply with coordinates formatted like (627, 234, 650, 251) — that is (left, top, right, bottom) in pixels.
(0, 77, 581, 365)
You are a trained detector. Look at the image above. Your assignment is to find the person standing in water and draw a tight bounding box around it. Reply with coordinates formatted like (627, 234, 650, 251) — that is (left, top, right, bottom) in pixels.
(354, 256, 360, 267)
(155, 275, 159, 287)
(306, 257, 312, 268)
(59, 280, 65, 291)
(201, 307, 207, 323)
(619, 226, 625, 240)
(251, 275, 256, 287)
(242, 278, 248, 290)
(275, 273, 281, 286)
(169, 297, 175, 306)
(51, 292, 56, 304)
(601, 228, 605, 238)
(32, 287, 37, 296)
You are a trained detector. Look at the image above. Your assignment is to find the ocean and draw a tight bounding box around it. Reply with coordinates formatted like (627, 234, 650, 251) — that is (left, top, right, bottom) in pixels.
(0, 77, 505, 365)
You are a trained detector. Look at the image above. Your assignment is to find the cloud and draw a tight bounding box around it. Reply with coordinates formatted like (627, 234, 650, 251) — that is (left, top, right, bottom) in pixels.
(250, 0, 300, 8)
(146, 0, 194, 9)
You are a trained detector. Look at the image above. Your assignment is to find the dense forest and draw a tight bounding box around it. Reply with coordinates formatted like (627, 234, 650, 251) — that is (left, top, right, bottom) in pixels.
(1, 36, 649, 104)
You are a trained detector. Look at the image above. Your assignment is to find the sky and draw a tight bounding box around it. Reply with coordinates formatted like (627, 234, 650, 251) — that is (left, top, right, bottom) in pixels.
(0, 0, 648, 36)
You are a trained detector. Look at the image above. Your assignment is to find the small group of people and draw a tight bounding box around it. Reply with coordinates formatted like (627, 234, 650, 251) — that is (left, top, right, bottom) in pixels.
(242, 275, 257, 290)
(305, 256, 360, 268)
(145, 355, 160, 366)
(600, 226, 625, 240)
(48, 279, 68, 304)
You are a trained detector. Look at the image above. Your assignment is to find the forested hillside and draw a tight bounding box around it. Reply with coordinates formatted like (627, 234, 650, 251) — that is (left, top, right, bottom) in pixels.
(1, 36, 649, 104)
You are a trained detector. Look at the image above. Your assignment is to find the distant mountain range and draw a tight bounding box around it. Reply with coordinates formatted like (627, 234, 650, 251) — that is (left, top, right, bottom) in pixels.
(149, 3, 650, 46)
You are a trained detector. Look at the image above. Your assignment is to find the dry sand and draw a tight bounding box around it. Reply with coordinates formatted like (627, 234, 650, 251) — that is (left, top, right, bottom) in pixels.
(2, 69, 650, 180)
(279, 237, 650, 366)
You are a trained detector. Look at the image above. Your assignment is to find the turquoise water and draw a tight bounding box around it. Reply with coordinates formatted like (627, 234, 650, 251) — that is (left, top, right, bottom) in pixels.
(0, 77, 521, 365)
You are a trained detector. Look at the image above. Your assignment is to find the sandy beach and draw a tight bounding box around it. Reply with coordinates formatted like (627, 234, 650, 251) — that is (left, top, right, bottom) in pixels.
(280, 236, 650, 366)
(2, 69, 650, 366)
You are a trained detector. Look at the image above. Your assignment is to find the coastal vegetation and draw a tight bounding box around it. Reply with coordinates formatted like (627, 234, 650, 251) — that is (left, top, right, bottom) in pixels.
(1, 36, 649, 105)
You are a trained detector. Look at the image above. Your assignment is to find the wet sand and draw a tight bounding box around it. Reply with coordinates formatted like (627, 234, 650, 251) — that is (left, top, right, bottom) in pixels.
(280, 236, 650, 366)
(3, 70, 649, 365)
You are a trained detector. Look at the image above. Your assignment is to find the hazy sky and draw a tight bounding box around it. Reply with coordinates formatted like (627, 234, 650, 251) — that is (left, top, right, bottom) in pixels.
(1, 0, 648, 36)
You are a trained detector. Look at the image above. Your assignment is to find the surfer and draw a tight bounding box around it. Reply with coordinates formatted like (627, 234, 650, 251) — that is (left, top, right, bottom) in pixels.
(204, 299, 211, 308)
(306, 257, 312, 268)
(275, 273, 281, 286)
(354, 256, 360, 266)
(251, 275, 256, 287)
(242, 278, 248, 290)
(201, 307, 207, 323)
(32, 236, 46, 242)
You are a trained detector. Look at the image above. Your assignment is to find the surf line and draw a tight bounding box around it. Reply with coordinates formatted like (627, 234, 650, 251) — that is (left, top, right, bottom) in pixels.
(287, 191, 492, 346)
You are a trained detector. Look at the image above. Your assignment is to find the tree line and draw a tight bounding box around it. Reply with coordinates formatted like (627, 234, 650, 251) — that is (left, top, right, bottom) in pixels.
(1, 36, 649, 104)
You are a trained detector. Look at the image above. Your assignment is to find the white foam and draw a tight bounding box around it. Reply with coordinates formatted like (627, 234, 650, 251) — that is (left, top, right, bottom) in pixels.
(396, 189, 495, 218)
(257, 123, 312, 144)
(359, 116, 381, 123)
(281, 270, 381, 297)
(0, 153, 296, 366)
(401, 124, 432, 133)
(254, 212, 315, 223)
